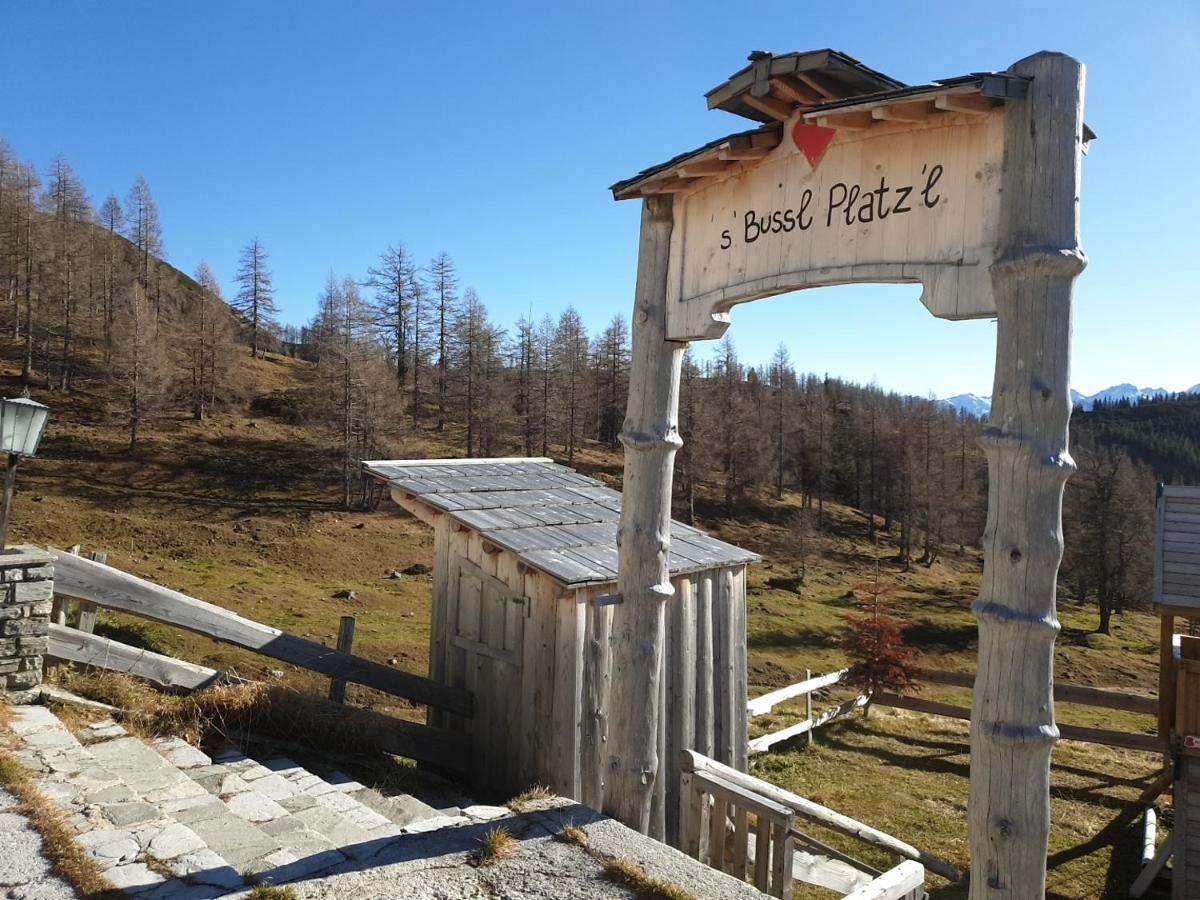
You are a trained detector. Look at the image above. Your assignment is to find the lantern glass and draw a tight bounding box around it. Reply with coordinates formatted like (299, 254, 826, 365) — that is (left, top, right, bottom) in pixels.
(0, 397, 49, 458)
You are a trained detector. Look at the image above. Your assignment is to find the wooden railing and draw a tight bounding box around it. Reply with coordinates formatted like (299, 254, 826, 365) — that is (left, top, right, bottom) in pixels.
(680, 751, 950, 898)
(749, 666, 1162, 755)
(44, 547, 473, 769)
(747, 667, 868, 755)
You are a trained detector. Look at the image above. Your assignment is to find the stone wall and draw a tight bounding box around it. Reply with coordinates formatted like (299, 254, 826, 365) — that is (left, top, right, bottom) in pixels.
(0, 545, 52, 696)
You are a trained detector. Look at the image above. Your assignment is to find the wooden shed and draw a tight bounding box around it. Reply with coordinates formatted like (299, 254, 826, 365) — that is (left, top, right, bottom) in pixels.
(365, 457, 758, 840)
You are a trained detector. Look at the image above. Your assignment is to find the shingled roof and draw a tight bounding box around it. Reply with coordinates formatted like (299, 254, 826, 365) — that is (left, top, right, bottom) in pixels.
(364, 458, 759, 588)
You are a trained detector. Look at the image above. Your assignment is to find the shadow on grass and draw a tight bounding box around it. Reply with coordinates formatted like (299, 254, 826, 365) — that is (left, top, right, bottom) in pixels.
(903, 621, 977, 653)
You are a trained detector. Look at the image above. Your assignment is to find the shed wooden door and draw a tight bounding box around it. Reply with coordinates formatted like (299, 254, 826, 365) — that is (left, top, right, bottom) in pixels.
(449, 558, 525, 795)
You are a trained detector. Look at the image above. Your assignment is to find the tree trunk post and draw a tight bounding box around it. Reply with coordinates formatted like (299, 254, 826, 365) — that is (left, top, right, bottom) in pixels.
(969, 52, 1086, 898)
(605, 195, 685, 836)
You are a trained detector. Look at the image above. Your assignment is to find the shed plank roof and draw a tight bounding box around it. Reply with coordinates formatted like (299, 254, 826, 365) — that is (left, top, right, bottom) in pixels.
(365, 458, 759, 587)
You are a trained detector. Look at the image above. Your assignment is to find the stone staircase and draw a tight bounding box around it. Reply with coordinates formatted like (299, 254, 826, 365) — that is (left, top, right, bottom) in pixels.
(6, 704, 510, 898)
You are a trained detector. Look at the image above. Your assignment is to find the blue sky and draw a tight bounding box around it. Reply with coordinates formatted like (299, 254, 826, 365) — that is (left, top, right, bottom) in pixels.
(1, 1, 1196, 398)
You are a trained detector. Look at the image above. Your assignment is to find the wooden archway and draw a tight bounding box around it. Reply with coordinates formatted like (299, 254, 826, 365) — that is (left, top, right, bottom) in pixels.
(606, 50, 1087, 899)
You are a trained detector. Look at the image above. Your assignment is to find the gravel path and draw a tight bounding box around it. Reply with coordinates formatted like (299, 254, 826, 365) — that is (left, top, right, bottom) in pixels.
(0, 788, 76, 900)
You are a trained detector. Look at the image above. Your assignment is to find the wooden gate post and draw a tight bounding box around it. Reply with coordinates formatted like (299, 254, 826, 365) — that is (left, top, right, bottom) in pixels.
(969, 52, 1086, 898)
(605, 194, 686, 836)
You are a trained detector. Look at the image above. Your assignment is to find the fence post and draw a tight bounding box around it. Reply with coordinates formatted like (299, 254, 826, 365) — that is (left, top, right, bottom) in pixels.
(804, 668, 813, 748)
(329, 615, 356, 703)
(75, 551, 105, 635)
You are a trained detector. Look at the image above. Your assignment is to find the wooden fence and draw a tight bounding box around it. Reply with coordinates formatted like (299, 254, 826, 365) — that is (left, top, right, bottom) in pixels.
(44, 547, 473, 769)
(749, 667, 1162, 755)
(681, 750, 940, 898)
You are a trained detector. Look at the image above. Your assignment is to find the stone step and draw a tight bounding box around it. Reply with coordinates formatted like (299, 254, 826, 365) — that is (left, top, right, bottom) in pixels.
(7, 704, 518, 896)
(7, 706, 246, 898)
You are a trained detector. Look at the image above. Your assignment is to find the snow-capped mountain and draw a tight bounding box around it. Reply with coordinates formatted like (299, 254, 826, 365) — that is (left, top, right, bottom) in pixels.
(939, 394, 992, 418)
(938, 383, 1198, 417)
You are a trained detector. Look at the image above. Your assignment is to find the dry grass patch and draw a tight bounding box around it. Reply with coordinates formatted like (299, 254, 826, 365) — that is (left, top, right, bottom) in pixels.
(54, 671, 430, 760)
(0, 741, 119, 899)
(248, 887, 298, 900)
(555, 824, 587, 846)
(601, 857, 696, 900)
(472, 826, 520, 867)
(507, 783, 554, 812)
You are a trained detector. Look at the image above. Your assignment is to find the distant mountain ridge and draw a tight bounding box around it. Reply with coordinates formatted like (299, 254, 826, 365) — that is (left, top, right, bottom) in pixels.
(939, 383, 1200, 417)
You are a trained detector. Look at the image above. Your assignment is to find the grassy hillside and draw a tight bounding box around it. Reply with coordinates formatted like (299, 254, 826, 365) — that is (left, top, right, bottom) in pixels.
(8, 338, 1165, 899)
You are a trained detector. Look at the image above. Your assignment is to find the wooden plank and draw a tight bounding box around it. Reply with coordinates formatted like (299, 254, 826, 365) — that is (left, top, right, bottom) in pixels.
(713, 568, 737, 766)
(753, 816, 771, 891)
(748, 694, 869, 754)
(48, 624, 471, 769)
(748, 668, 850, 717)
(842, 860, 925, 900)
(732, 567, 748, 772)
(696, 572, 715, 757)
(581, 587, 612, 811)
(1129, 831, 1172, 899)
(524, 573, 559, 790)
(667, 574, 697, 845)
(50, 549, 473, 717)
(682, 751, 960, 882)
(1160, 616, 1175, 740)
(708, 794, 728, 873)
(328, 615, 356, 704)
(694, 770, 794, 822)
(551, 589, 585, 799)
(770, 822, 794, 898)
(48, 623, 236, 691)
(731, 805, 749, 878)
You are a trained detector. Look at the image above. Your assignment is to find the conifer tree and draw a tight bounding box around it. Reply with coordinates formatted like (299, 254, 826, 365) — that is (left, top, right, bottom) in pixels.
(233, 238, 277, 358)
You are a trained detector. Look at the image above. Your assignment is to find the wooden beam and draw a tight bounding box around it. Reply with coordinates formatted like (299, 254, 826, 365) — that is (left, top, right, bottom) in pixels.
(815, 111, 874, 131)
(770, 76, 822, 106)
(718, 146, 772, 162)
(1129, 832, 1172, 899)
(639, 177, 693, 195)
(675, 158, 732, 178)
(48, 623, 238, 692)
(795, 71, 840, 100)
(968, 52, 1086, 899)
(841, 861, 925, 900)
(747, 668, 850, 717)
(748, 693, 868, 754)
(742, 93, 795, 123)
(49, 549, 473, 717)
(605, 194, 683, 838)
(934, 93, 997, 115)
(871, 100, 937, 123)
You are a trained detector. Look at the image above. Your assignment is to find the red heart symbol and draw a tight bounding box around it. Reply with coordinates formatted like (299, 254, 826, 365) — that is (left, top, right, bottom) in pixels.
(792, 122, 837, 170)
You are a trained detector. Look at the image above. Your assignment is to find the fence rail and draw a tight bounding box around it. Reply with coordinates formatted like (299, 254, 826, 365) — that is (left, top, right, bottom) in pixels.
(748, 666, 1162, 755)
(44, 547, 473, 769)
(50, 548, 472, 717)
(681, 750, 945, 898)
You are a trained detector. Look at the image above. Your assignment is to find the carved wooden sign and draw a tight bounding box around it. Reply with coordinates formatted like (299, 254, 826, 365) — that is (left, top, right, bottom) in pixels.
(665, 109, 1005, 340)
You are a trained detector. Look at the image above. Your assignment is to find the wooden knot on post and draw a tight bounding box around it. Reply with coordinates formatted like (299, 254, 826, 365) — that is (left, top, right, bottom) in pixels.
(990, 245, 1087, 278)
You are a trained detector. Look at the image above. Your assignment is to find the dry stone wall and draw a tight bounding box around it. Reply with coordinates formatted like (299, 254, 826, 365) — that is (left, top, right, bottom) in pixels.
(0, 545, 52, 695)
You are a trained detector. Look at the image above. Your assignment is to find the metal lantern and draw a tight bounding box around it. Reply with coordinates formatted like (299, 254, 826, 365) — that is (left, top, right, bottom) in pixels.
(0, 397, 49, 459)
(0, 396, 49, 551)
